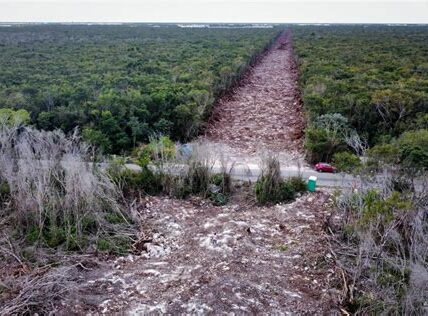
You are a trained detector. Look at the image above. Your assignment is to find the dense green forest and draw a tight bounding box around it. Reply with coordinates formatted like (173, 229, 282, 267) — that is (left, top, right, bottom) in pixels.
(293, 25, 428, 165)
(0, 24, 278, 153)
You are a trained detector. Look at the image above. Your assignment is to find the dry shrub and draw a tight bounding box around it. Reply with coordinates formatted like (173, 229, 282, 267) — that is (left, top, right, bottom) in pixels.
(1, 265, 78, 315)
(148, 140, 232, 203)
(334, 172, 428, 314)
(0, 124, 126, 247)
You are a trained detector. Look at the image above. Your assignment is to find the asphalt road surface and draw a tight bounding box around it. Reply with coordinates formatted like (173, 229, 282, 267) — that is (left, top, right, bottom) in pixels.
(125, 163, 360, 188)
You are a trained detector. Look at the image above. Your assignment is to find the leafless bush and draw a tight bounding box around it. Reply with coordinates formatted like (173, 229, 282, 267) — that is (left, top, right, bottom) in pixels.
(344, 130, 368, 157)
(1, 264, 80, 314)
(333, 172, 428, 314)
(0, 124, 126, 245)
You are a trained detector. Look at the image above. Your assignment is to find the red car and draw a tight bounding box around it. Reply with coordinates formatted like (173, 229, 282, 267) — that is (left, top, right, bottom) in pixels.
(315, 162, 337, 173)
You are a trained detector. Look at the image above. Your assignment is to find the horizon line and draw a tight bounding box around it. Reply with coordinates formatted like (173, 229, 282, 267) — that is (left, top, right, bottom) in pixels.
(1, 22, 428, 25)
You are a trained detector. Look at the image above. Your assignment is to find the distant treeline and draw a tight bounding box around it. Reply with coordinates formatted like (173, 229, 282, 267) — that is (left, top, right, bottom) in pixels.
(293, 25, 428, 164)
(0, 25, 279, 153)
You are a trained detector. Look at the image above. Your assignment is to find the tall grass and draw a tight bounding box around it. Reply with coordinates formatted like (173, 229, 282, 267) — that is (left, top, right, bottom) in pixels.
(0, 125, 127, 249)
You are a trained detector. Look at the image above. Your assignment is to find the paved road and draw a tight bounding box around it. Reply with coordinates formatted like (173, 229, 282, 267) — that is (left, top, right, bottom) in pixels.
(125, 163, 360, 188)
(224, 164, 359, 187)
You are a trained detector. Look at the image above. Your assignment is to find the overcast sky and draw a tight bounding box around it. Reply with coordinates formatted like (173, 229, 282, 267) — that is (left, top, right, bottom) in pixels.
(0, 0, 427, 24)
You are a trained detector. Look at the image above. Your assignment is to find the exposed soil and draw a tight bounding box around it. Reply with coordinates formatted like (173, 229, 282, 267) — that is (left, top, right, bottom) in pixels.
(56, 189, 340, 314)
(204, 30, 305, 157)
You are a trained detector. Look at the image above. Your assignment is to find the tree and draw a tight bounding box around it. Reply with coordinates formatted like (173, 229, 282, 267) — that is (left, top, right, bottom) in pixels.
(154, 118, 174, 135)
(367, 143, 400, 169)
(332, 151, 362, 173)
(0, 108, 30, 127)
(305, 113, 351, 163)
(37, 111, 56, 130)
(344, 130, 368, 156)
(398, 129, 428, 171)
(82, 128, 111, 154)
(99, 110, 130, 152)
(128, 116, 143, 148)
(314, 113, 350, 140)
(173, 103, 200, 140)
(372, 89, 413, 132)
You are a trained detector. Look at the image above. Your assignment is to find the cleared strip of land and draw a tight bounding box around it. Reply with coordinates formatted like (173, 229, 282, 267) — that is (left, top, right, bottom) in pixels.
(204, 30, 305, 156)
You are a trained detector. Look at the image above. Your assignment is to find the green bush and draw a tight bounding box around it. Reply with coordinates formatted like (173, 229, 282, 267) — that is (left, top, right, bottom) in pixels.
(359, 190, 411, 228)
(279, 181, 296, 202)
(82, 215, 98, 234)
(398, 129, 428, 171)
(96, 239, 111, 252)
(336, 186, 422, 314)
(255, 155, 282, 204)
(0, 180, 10, 202)
(96, 236, 132, 255)
(140, 136, 176, 164)
(164, 170, 232, 203)
(45, 225, 67, 248)
(304, 127, 330, 164)
(108, 157, 163, 195)
(255, 157, 307, 205)
(332, 151, 362, 173)
(105, 212, 127, 224)
(0, 108, 30, 126)
(187, 161, 211, 196)
(305, 114, 352, 164)
(255, 175, 280, 205)
(255, 176, 301, 205)
(136, 168, 163, 195)
(367, 143, 400, 169)
(210, 172, 232, 195)
(25, 222, 83, 250)
(25, 226, 40, 244)
(288, 176, 307, 193)
(209, 192, 229, 206)
(162, 174, 192, 199)
(366, 129, 428, 172)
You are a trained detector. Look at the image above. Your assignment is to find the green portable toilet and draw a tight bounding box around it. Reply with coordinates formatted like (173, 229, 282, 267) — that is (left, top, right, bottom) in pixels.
(307, 176, 317, 192)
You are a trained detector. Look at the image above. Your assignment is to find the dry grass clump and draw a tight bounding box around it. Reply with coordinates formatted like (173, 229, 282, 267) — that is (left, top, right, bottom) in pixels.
(136, 139, 232, 204)
(255, 152, 306, 205)
(0, 124, 127, 249)
(165, 142, 232, 204)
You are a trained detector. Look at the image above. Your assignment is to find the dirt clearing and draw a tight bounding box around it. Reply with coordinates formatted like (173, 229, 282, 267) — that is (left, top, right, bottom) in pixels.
(54, 190, 340, 314)
(204, 30, 305, 158)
